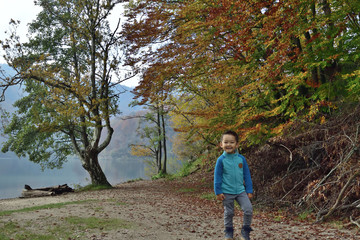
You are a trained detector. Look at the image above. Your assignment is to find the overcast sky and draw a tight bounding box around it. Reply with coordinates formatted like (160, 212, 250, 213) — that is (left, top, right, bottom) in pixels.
(0, 0, 138, 87)
(0, 0, 41, 52)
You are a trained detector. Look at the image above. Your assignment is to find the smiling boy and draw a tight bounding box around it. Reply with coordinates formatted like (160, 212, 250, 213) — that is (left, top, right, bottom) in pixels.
(214, 130, 254, 240)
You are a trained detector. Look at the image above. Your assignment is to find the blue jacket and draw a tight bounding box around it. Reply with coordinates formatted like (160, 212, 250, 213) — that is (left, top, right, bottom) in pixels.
(214, 151, 253, 195)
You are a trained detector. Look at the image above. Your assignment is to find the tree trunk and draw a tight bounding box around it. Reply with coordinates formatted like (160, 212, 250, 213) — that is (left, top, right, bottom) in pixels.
(21, 184, 74, 198)
(157, 107, 162, 174)
(82, 152, 111, 187)
(161, 110, 167, 174)
(155, 148, 161, 172)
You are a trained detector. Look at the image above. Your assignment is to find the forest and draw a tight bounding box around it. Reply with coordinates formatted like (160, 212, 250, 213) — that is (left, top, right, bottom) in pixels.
(0, 0, 359, 226)
(122, 0, 360, 224)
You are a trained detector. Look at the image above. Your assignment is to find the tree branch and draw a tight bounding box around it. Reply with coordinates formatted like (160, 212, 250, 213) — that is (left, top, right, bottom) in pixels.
(349, 216, 360, 229)
(317, 169, 360, 221)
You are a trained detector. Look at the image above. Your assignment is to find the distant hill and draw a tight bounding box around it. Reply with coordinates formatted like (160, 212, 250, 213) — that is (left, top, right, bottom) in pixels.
(0, 64, 148, 198)
(0, 112, 146, 199)
(0, 63, 139, 115)
(0, 64, 22, 109)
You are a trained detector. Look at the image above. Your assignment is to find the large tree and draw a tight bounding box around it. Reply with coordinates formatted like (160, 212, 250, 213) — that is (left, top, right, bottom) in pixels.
(0, 0, 131, 186)
(123, 0, 360, 146)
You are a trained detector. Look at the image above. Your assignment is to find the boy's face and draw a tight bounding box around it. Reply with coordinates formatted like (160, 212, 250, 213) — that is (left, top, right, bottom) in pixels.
(220, 134, 239, 154)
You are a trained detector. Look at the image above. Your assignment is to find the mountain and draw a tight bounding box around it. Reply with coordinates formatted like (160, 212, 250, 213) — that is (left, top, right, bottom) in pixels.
(0, 64, 146, 199)
(0, 65, 21, 110)
(0, 115, 146, 199)
(0, 63, 139, 115)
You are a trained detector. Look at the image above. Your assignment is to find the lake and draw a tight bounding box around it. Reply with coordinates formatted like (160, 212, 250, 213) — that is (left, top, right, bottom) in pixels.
(0, 153, 146, 199)
(0, 76, 147, 199)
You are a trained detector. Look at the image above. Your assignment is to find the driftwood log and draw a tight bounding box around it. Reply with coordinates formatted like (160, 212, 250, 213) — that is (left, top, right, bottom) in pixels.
(21, 184, 74, 198)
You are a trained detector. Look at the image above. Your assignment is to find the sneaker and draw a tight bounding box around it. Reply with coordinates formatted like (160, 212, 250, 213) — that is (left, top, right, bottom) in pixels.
(240, 225, 253, 240)
(224, 227, 234, 239)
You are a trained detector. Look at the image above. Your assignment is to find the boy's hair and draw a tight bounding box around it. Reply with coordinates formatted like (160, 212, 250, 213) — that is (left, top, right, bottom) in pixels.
(221, 130, 239, 143)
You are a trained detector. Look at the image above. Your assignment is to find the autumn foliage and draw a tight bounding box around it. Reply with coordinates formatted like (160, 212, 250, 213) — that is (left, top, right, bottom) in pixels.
(1, 0, 358, 223)
(124, 0, 360, 145)
(123, 0, 360, 222)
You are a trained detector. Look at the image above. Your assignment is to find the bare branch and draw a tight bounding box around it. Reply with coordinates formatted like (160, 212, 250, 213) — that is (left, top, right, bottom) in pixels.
(280, 143, 293, 162)
(349, 216, 360, 229)
(318, 169, 360, 221)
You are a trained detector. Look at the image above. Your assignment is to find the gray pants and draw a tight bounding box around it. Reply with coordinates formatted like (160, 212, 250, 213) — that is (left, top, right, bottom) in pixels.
(223, 192, 253, 228)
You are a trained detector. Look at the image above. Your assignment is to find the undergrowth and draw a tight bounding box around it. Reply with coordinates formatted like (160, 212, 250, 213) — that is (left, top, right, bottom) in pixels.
(75, 184, 113, 192)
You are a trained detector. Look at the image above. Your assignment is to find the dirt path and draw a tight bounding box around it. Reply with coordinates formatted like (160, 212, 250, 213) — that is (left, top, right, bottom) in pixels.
(0, 179, 358, 240)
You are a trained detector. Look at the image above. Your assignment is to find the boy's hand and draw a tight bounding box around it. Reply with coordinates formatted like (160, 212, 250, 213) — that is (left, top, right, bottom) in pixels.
(247, 193, 253, 199)
(216, 193, 225, 201)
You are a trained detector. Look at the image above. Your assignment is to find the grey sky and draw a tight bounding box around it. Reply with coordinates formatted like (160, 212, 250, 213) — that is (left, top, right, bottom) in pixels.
(0, 0, 138, 87)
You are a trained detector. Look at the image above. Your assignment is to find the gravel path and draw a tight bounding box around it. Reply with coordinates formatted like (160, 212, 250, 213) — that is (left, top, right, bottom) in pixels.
(0, 179, 358, 239)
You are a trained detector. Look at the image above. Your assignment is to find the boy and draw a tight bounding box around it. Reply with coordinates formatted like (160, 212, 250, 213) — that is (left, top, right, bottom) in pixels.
(214, 130, 254, 240)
